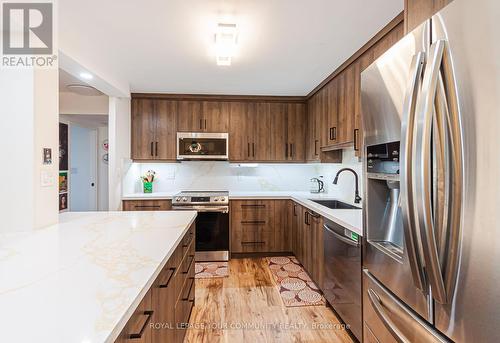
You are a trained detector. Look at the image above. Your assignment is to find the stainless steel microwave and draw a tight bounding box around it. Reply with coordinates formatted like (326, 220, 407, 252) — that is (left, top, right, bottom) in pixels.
(177, 132, 229, 160)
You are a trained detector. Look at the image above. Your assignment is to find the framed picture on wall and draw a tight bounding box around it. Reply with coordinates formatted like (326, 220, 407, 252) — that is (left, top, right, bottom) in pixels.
(59, 122, 69, 171)
(59, 193, 68, 211)
(59, 172, 68, 192)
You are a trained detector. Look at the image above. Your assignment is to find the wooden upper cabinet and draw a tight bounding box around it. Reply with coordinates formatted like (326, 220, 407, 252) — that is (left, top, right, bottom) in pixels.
(253, 103, 272, 161)
(337, 64, 356, 145)
(228, 102, 249, 161)
(201, 101, 229, 132)
(306, 96, 320, 162)
(353, 61, 362, 157)
(286, 103, 306, 162)
(177, 100, 229, 132)
(325, 80, 339, 146)
(229, 100, 305, 162)
(177, 100, 202, 132)
(405, 0, 452, 33)
(131, 98, 176, 161)
(131, 98, 156, 160)
(270, 103, 288, 161)
(155, 100, 177, 160)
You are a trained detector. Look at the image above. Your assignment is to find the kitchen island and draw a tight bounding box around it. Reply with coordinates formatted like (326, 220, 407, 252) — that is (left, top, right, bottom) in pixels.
(0, 211, 197, 343)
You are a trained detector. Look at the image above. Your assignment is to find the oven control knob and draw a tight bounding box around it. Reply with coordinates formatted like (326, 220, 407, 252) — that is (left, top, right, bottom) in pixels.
(175, 197, 181, 202)
(182, 197, 188, 202)
(214, 198, 219, 202)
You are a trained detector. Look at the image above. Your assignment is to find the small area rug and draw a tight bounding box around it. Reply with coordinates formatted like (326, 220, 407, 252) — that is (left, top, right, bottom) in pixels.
(267, 256, 325, 307)
(195, 261, 229, 279)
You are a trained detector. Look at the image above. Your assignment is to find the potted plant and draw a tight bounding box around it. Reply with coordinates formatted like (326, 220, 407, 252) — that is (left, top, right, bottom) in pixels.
(141, 170, 156, 193)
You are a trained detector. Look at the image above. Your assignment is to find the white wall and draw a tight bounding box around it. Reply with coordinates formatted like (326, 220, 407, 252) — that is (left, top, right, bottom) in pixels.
(0, 69, 59, 232)
(123, 149, 363, 205)
(59, 92, 109, 115)
(97, 127, 109, 211)
(108, 97, 131, 210)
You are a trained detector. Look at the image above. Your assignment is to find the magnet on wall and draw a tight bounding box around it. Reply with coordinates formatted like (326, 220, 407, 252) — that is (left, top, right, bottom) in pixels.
(43, 148, 52, 165)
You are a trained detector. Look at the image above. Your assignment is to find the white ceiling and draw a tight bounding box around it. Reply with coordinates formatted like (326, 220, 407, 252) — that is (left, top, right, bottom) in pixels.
(59, 0, 403, 96)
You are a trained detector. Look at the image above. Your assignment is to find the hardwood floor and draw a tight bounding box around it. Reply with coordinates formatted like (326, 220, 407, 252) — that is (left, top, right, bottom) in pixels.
(185, 258, 353, 343)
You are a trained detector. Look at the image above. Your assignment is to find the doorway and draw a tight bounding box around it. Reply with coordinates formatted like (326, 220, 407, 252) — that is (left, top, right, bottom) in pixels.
(70, 125, 98, 211)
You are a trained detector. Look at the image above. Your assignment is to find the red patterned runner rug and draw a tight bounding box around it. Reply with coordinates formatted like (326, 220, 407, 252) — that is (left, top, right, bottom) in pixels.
(195, 261, 229, 279)
(267, 256, 325, 307)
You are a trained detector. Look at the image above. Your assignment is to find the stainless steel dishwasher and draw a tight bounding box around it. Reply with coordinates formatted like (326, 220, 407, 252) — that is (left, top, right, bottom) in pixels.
(323, 219, 362, 341)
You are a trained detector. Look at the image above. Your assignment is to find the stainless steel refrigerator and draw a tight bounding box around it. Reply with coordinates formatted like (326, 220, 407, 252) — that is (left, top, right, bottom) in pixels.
(360, 0, 500, 341)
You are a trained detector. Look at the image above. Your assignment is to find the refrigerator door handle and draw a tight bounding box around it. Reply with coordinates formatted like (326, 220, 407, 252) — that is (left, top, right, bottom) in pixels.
(415, 39, 447, 304)
(415, 39, 463, 304)
(400, 52, 427, 293)
(435, 39, 464, 305)
(368, 288, 412, 343)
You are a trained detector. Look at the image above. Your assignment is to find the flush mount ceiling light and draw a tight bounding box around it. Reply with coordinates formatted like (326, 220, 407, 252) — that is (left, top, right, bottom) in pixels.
(214, 23, 238, 66)
(66, 84, 102, 96)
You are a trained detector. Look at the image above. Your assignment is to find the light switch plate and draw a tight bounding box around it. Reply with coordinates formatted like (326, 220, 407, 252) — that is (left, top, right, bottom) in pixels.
(40, 170, 54, 187)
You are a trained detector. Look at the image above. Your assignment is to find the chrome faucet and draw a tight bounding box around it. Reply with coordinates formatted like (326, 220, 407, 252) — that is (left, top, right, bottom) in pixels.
(333, 168, 362, 204)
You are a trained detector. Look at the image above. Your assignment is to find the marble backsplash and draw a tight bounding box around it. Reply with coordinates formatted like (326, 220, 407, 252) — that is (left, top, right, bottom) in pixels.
(123, 149, 363, 203)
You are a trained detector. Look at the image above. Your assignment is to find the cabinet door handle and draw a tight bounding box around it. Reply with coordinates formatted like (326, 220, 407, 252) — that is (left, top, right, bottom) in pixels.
(159, 267, 176, 288)
(329, 127, 333, 140)
(333, 127, 337, 140)
(155, 142, 158, 157)
(304, 211, 309, 225)
(247, 143, 250, 157)
(354, 128, 360, 151)
(199, 119, 203, 130)
(183, 255, 195, 274)
(205, 119, 207, 130)
(134, 205, 161, 209)
(308, 211, 320, 219)
(150, 142, 154, 157)
(129, 311, 154, 339)
(314, 140, 318, 156)
(252, 143, 255, 157)
(241, 220, 266, 225)
(241, 204, 266, 208)
(290, 144, 294, 158)
(293, 204, 297, 216)
(182, 277, 195, 301)
(285, 143, 288, 158)
(241, 241, 266, 245)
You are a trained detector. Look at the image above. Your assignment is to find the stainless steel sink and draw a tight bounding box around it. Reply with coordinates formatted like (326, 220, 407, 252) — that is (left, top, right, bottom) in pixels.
(309, 199, 361, 210)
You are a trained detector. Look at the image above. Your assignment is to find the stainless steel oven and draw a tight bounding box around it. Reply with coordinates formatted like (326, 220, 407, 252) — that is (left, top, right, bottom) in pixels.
(177, 132, 228, 160)
(172, 191, 229, 261)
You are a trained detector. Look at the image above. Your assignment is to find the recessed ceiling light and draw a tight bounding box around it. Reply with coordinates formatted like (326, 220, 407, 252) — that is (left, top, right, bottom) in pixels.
(79, 72, 93, 80)
(214, 23, 238, 66)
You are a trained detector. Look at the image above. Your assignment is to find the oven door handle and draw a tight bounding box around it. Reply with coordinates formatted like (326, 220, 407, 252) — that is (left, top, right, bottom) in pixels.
(172, 206, 229, 213)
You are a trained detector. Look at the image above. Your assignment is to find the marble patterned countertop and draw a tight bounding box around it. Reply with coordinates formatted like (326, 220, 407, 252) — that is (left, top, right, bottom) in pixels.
(0, 211, 197, 343)
(123, 191, 363, 236)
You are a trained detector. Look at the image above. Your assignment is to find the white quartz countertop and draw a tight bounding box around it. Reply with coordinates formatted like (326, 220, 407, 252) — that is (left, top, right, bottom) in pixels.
(0, 211, 197, 343)
(123, 191, 363, 236)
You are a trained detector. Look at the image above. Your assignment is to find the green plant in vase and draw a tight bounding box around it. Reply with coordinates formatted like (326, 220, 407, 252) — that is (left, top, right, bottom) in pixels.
(141, 170, 156, 193)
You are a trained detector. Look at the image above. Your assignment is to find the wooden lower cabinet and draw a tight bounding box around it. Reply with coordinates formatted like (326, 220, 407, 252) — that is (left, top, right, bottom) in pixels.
(231, 199, 298, 254)
(115, 224, 195, 343)
(230, 198, 323, 287)
(122, 200, 172, 211)
(230, 200, 276, 253)
(292, 204, 324, 287)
